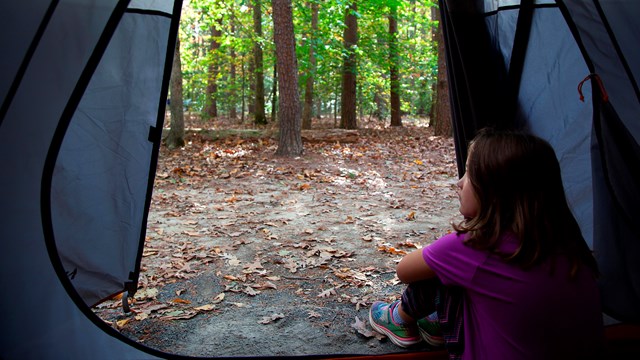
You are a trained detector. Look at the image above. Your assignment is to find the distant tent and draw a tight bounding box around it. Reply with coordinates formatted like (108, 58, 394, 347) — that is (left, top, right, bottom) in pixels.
(0, 0, 638, 359)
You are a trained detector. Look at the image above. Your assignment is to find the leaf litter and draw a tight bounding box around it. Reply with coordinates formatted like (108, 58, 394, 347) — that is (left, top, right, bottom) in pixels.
(93, 118, 460, 357)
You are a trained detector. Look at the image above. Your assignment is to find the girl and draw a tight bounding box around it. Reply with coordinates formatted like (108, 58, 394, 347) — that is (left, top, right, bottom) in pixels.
(369, 128, 604, 359)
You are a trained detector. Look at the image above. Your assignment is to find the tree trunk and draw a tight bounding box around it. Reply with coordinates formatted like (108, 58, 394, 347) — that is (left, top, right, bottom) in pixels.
(241, 58, 247, 123)
(271, 62, 278, 122)
(229, 20, 238, 120)
(340, 1, 358, 130)
(302, 1, 318, 130)
(165, 39, 185, 149)
(247, 56, 255, 117)
(204, 25, 221, 120)
(389, 3, 402, 127)
(253, 0, 267, 125)
(433, 6, 452, 137)
(273, 0, 303, 157)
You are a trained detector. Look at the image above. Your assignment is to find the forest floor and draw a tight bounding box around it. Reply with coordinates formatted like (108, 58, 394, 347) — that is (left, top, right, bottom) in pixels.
(93, 116, 461, 358)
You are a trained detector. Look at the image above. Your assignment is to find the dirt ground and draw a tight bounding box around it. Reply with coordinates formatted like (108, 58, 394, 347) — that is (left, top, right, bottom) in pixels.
(93, 117, 461, 358)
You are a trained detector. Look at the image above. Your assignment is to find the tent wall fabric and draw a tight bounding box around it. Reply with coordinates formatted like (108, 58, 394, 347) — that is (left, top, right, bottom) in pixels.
(0, 0, 181, 358)
(441, 0, 640, 323)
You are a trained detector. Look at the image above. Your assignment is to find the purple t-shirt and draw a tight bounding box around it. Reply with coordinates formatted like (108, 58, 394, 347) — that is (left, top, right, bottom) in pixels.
(423, 232, 604, 359)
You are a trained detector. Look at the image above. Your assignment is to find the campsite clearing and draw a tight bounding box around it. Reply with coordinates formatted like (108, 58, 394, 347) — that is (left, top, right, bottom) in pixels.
(93, 118, 460, 357)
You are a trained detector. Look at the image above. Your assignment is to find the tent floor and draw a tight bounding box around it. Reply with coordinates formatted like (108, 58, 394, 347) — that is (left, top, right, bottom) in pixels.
(325, 323, 640, 359)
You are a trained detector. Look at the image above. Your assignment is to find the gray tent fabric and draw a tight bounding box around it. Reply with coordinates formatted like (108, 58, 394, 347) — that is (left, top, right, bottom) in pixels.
(0, 0, 181, 358)
(441, 0, 640, 322)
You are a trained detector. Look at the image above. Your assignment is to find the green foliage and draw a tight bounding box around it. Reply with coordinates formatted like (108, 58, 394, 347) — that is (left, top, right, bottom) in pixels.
(179, 0, 439, 122)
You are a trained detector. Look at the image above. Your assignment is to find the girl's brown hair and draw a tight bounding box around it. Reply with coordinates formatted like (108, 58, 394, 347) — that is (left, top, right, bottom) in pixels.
(454, 128, 598, 277)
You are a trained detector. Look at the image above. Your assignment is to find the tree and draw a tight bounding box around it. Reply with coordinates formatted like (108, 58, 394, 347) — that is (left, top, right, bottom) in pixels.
(229, 20, 238, 120)
(340, 1, 358, 130)
(433, 5, 452, 137)
(165, 38, 185, 149)
(301, 1, 318, 130)
(389, 2, 401, 127)
(253, 0, 267, 125)
(178, 0, 439, 127)
(273, 0, 303, 157)
(203, 23, 221, 119)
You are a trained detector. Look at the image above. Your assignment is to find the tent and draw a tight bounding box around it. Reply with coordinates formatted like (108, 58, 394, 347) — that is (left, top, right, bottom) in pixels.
(0, 0, 638, 359)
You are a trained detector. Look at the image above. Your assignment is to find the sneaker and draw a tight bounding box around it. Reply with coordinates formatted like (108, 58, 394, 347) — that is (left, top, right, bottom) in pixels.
(369, 300, 421, 348)
(417, 311, 444, 348)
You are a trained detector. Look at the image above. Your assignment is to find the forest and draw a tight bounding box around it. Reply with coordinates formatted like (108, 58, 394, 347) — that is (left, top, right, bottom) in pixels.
(93, 1, 459, 356)
(165, 0, 451, 151)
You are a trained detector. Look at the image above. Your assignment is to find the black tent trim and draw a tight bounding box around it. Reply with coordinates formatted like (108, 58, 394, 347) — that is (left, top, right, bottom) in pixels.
(591, 1, 639, 101)
(127, 8, 175, 18)
(125, 1, 183, 314)
(0, 0, 58, 127)
(503, 0, 534, 126)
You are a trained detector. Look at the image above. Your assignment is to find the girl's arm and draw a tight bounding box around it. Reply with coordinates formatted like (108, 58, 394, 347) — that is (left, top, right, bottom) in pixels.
(396, 248, 437, 284)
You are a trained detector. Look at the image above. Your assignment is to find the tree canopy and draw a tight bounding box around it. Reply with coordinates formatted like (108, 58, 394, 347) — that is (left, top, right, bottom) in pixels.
(178, 0, 439, 125)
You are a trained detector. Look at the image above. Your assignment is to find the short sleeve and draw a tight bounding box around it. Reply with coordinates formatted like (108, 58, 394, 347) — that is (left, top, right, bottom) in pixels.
(422, 232, 489, 287)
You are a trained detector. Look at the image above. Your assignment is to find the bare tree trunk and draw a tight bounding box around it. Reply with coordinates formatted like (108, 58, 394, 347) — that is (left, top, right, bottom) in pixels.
(433, 6, 452, 137)
(253, 0, 267, 125)
(247, 57, 255, 117)
(271, 62, 277, 122)
(241, 58, 247, 123)
(389, 3, 402, 127)
(229, 19, 238, 120)
(340, 1, 358, 130)
(273, 0, 303, 157)
(165, 39, 185, 149)
(302, 1, 318, 130)
(203, 25, 221, 119)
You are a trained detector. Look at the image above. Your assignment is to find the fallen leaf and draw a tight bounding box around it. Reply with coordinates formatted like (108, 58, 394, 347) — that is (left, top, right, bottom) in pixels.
(212, 293, 225, 303)
(318, 287, 336, 298)
(243, 286, 260, 296)
(194, 304, 216, 311)
(258, 313, 285, 324)
(134, 287, 159, 301)
(160, 310, 198, 321)
(171, 298, 191, 304)
(351, 316, 385, 340)
(115, 319, 130, 328)
(405, 211, 416, 221)
(377, 245, 408, 256)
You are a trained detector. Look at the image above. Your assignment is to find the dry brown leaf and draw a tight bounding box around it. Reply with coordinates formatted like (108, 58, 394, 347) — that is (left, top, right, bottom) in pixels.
(160, 310, 198, 321)
(194, 304, 216, 312)
(243, 286, 260, 296)
(115, 319, 130, 328)
(284, 259, 298, 273)
(317, 287, 336, 298)
(405, 211, 416, 221)
(377, 245, 408, 256)
(351, 316, 386, 340)
(171, 298, 191, 304)
(258, 313, 285, 324)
